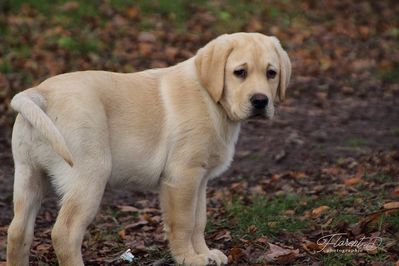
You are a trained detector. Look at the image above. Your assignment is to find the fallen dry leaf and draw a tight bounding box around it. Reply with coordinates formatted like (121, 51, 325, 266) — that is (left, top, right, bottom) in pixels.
(255, 236, 268, 244)
(344, 176, 362, 186)
(124, 220, 148, 230)
(383, 201, 399, 209)
(34, 243, 52, 252)
(363, 243, 379, 254)
(247, 224, 257, 233)
(354, 212, 382, 233)
(229, 247, 246, 263)
(263, 243, 300, 264)
(118, 229, 126, 240)
(117, 205, 140, 213)
(311, 205, 330, 218)
(302, 240, 325, 253)
(344, 167, 365, 186)
(213, 229, 232, 241)
(284, 209, 295, 216)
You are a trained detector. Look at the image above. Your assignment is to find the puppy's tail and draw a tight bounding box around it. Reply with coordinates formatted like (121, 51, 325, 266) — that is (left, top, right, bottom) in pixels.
(10, 90, 74, 167)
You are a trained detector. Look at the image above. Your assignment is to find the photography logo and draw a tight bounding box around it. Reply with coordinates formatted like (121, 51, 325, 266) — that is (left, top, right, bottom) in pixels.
(316, 233, 383, 254)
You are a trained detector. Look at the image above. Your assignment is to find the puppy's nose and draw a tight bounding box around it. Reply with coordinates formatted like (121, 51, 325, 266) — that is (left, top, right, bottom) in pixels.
(250, 94, 268, 109)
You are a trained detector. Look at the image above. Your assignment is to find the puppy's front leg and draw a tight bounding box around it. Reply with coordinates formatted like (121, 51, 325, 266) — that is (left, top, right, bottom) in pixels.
(191, 179, 228, 265)
(160, 167, 213, 266)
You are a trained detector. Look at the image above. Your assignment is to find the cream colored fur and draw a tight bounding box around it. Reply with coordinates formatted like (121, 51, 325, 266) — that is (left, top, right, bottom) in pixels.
(7, 32, 291, 266)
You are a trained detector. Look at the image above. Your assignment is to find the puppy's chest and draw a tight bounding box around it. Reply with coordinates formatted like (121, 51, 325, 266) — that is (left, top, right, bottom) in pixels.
(207, 145, 234, 178)
(206, 127, 240, 179)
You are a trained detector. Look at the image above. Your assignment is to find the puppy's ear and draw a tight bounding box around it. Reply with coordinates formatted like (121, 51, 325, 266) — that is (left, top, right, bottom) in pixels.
(270, 37, 291, 102)
(195, 35, 234, 102)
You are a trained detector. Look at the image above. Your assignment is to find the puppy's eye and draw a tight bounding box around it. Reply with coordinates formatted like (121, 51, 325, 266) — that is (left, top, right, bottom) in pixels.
(267, 69, 277, 79)
(234, 69, 247, 79)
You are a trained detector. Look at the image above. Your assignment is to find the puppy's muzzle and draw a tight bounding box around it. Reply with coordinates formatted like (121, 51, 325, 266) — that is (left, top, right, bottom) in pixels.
(250, 93, 268, 117)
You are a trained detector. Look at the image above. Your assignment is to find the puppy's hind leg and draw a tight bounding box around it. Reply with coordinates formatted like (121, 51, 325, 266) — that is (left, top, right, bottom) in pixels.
(7, 163, 47, 266)
(51, 165, 110, 266)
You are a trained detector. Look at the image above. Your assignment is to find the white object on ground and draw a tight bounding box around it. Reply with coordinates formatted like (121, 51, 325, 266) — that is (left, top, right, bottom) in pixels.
(119, 248, 135, 263)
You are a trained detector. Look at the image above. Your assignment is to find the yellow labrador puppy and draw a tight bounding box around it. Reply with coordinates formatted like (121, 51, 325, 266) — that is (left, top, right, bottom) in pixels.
(7, 32, 291, 266)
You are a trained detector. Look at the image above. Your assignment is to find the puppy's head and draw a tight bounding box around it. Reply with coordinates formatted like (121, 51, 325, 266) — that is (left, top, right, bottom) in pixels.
(195, 32, 291, 121)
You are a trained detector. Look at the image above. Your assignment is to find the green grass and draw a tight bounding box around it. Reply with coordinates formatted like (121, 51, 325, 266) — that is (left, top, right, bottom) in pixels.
(321, 253, 357, 266)
(321, 252, 393, 266)
(2, 0, 299, 39)
(10, 45, 31, 59)
(4, 0, 296, 33)
(381, 212, 399, 233)
(226, 194, 308, 240)
(380, 65, 399, 83)
(346, 137, 367, 148)
(0, 59, 13, 74)
(331, 213, 359, 227)
(364, 172, 396, 184)
(56, 35, 102, 54)
(219, 184, 396, 243)
(392, 127, 399, 136)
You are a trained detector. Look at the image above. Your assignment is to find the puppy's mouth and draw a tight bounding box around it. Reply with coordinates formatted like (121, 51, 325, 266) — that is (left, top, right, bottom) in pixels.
(248, 109, 268, 119)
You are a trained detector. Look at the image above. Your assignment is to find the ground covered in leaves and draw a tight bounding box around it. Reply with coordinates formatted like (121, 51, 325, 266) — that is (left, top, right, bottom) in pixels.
(0, 0, 399, 265)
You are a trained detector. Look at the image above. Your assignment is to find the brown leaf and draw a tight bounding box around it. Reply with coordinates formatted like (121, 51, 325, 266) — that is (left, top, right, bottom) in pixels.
(363, 243, 378, 254)
(302, 240, 324, 252)
(165, 46, 179, 61)
(35, 243, 52, 252)
(58, 1, 79, 12)
(273, 149, 286, 162)
(355, 212, 382, 233)
(229, 247, 246, 263)
(284, 210, 295, 216)
(351, 59, 376, 72)
(118, 205, 140, 213)
(341, 86, 354, 95)
(118, 229, 126, 240)
(142, 213, 154, 223)
(44, 211, 53, 222)
(359, 26, 370, 38)
(247, 18, 262, 32)
(293, 171, 307, 178)
(125, 220, 148, 230)
(255, 236, 268, 244)
(213, 230, 231, 241)
(344, 176, 362, 186)
(393, 186, 399, 196)
(321, 217, 333, 229)
(344, 167, 365, 186)
(0, 228, 6, 236)
(127, 7, 140, 19)
(264, 243, 300, 264)
(247, 224, 257, 233)
(321, 167, 341, 175)
(383, 201, 399, 209)
(311, 205, 330, 218)
(138, 32, 156, 43)
(138, 43, 153, 56)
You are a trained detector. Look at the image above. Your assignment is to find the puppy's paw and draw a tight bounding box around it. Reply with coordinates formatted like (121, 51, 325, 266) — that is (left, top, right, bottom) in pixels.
(174, 249, 227, 265)
(205, 249, 228, 265)
(174, 253, 210, 266)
